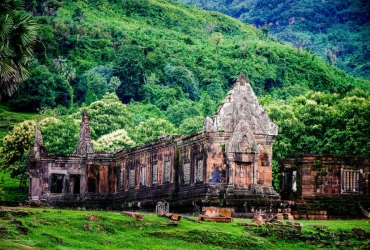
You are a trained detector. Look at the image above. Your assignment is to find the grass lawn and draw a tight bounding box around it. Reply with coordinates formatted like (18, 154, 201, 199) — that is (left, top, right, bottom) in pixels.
(0, 207, 369, 250)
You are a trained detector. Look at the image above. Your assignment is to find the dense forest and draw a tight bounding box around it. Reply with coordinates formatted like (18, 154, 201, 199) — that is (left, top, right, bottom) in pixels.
(1, 0, 369, 189)
(176, 0, 370, 80)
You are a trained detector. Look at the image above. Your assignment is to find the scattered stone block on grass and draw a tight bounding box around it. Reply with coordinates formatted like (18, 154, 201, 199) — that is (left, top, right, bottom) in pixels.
(252, 213, 264, 225)
(122, 211, 144, 220)
(202, 207, 234, 217)
(274, 214, 284, 220)
(352, 228, 367, 238)
(157, 213, 182, 221)
(12, 220, 23, 226)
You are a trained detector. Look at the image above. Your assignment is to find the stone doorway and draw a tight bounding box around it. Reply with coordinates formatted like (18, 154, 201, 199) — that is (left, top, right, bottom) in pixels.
(70, 174, 81, 194)
(51, 174, 64, 193)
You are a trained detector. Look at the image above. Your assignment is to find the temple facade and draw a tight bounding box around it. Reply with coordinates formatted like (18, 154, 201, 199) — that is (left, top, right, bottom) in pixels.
(28, 74, 280, 213)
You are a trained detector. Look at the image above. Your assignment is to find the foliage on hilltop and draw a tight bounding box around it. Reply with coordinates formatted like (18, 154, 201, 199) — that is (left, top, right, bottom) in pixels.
(176, 0, 370, 80)
(7, 0, 370, 114)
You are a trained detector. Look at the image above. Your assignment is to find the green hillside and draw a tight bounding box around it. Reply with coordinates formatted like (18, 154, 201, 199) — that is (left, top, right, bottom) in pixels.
(8, 0, 370, 113)
(176, 0, 370, 80)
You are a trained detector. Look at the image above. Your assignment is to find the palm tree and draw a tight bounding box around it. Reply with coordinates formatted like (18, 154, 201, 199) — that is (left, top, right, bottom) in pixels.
(0, 0, 37, 100)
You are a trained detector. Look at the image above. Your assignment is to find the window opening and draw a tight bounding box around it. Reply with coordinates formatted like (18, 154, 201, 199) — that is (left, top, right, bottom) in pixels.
(152, 164, 158, 185)
(140, 165, 146, 186)
(342, 169, 360, 193)
(164, 161, 171, 183)
(87, 177, 96, 193)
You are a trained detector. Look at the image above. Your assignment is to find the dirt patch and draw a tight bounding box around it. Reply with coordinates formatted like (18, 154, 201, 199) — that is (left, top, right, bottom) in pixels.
(85, 214, 102, 222)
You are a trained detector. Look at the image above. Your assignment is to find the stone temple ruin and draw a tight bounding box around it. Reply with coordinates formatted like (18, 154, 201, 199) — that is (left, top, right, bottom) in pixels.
(279, 154, 370, 219)
(28, 74, 281, 214)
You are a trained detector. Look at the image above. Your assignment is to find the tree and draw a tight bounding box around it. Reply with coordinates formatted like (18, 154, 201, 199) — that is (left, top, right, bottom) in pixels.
(209, 32, 224, 55)
(8, 64, 71, 111)
(74, 65, 114, 105)
(325, 47, 337, 66)
(179, 116, 204, 135)
(164, 64, 200, 101)
(0, 0, 37, 99)
(133, 118, 177, 145)
(92, 129, 135, 152)
(144, 83, 185, 110)
(0, 120, 35, 186)
(108, 76, 121, 92)
(40, 117, 79, 154)
(203, 23, 217, 37)
(261, 23, 272, 40)
(84, 93, 134, 139)
(52, 56, 75, 107)
(113, 45, 146, 103)
(85, 73, 108, 105)
(200, 93, 213, 117)
(165, 100, 201, 127)
(127, 101, 165, 126)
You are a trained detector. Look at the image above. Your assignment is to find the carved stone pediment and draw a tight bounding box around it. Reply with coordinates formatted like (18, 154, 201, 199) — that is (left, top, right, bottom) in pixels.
(202, 73, 278, 137)
(227, 120, 257, 153)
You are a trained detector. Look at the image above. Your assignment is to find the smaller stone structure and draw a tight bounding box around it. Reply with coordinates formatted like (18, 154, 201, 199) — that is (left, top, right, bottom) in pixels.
(280, 154, 370, 199)
(279, 154, 370, 219)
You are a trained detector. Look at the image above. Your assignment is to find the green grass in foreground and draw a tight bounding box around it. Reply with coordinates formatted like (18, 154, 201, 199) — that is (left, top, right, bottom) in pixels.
(0, 207, 369, 250)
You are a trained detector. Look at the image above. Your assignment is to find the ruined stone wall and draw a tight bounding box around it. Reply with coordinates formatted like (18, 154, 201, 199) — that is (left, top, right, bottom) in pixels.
(280, 154, 370, 199)
(118, 136, 178, 191)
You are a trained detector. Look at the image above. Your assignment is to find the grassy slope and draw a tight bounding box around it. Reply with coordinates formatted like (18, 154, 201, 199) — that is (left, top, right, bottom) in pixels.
(0, 208, 369, 249)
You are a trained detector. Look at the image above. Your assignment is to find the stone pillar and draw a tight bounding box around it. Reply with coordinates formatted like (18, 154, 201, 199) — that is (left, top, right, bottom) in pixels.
(253, 157, 258, 186)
